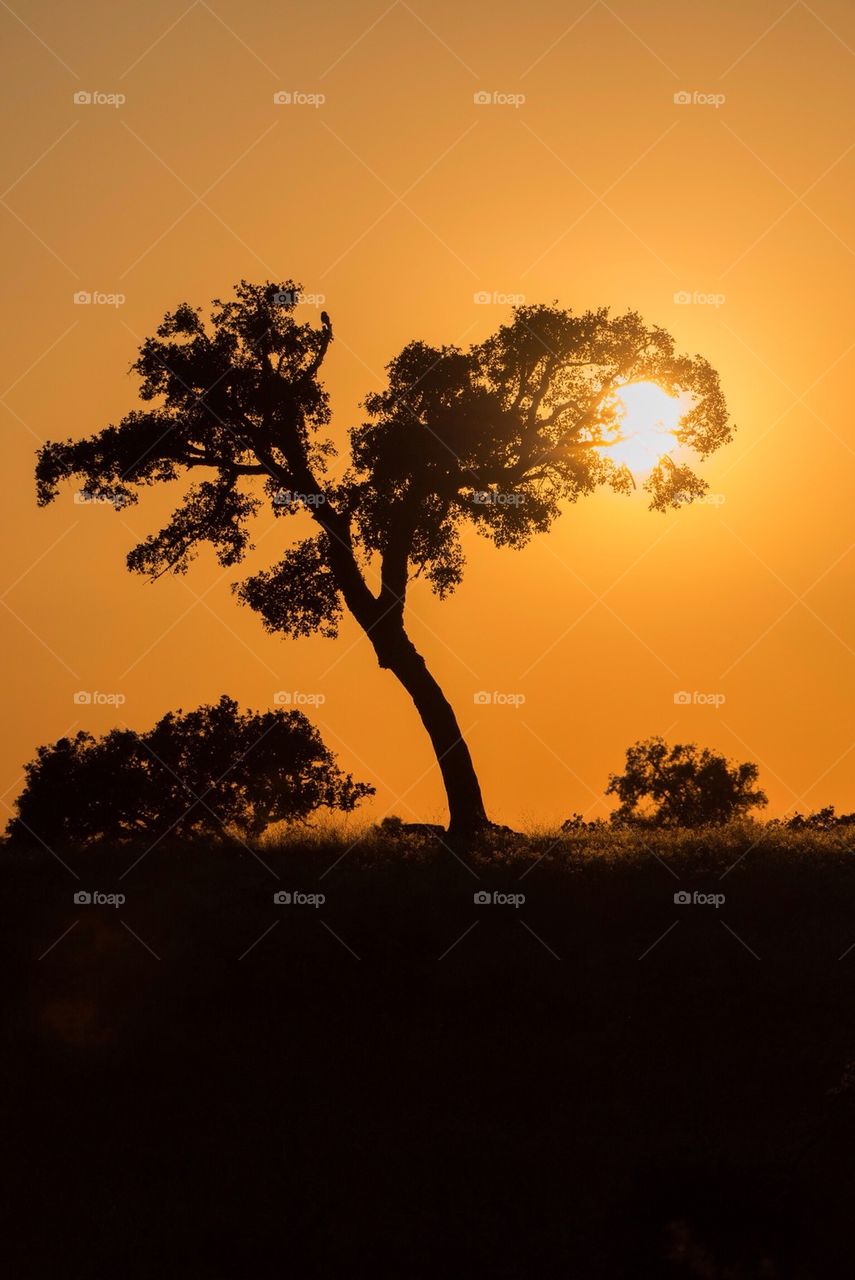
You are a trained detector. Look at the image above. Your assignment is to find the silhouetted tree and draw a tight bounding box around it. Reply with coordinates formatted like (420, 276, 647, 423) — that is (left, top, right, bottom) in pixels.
(36, 281, 733, 837)
(606, 737, 767, 827)
(5, 695, 373, 849)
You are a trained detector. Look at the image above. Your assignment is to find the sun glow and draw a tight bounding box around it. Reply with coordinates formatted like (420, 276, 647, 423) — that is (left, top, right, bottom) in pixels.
(599, 381, 684, 474)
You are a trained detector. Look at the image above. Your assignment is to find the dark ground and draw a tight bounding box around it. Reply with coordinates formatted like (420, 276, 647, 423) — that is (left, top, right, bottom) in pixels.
(4, 824, 855, 1278)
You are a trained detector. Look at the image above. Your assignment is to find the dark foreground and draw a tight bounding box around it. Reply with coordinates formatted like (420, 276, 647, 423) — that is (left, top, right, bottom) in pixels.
(4, 823, 855, 1278)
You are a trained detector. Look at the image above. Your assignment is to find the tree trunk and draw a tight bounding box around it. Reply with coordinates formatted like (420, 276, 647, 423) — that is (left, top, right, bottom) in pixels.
(285, 451, 490, 837)
(370, 623, 489, 838)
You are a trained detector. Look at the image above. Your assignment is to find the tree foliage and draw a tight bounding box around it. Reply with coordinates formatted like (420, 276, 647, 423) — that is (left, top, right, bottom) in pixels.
(606, 737, 767, 828)
(36, 281, 733, 641)
(5, 695, 373, 848)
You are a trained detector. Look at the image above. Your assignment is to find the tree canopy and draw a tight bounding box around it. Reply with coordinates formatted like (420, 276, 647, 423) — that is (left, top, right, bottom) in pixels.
(606, 737, 767, 827)
(6, 695, 373, 848)
(36, 281, 731, 625)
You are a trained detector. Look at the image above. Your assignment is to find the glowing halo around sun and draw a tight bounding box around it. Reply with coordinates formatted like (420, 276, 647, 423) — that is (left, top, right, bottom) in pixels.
(598, 381, 684, 474)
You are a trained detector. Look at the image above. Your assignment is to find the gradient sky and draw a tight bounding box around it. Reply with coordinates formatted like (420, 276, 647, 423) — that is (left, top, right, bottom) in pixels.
(1, 0, 854, 830)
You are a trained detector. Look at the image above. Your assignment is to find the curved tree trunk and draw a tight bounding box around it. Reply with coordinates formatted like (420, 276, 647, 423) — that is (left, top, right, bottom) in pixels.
(370, 623, 489, 838)
(274, 437, 489, 838)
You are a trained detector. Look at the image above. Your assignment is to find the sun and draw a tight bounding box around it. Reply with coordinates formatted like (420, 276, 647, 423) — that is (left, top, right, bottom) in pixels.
(599, 381, 684, 474)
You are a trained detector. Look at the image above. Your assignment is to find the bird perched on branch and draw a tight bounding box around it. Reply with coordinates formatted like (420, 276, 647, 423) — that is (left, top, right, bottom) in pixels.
(320, 310, 332, 338)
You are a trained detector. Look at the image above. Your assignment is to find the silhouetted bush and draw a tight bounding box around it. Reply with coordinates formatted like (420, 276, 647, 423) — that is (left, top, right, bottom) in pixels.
(560, 812, 607, 833)
(5, 695, 373, 849)
(605, 736, 767, 828)
(775, 805, 855, 831)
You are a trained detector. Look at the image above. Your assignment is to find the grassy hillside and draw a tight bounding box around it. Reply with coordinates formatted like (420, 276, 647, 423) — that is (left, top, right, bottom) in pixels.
(5, 823, 855, 1277)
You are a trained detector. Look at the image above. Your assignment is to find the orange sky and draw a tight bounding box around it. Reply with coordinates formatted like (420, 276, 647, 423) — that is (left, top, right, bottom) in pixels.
(1, 0, 854, 830)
